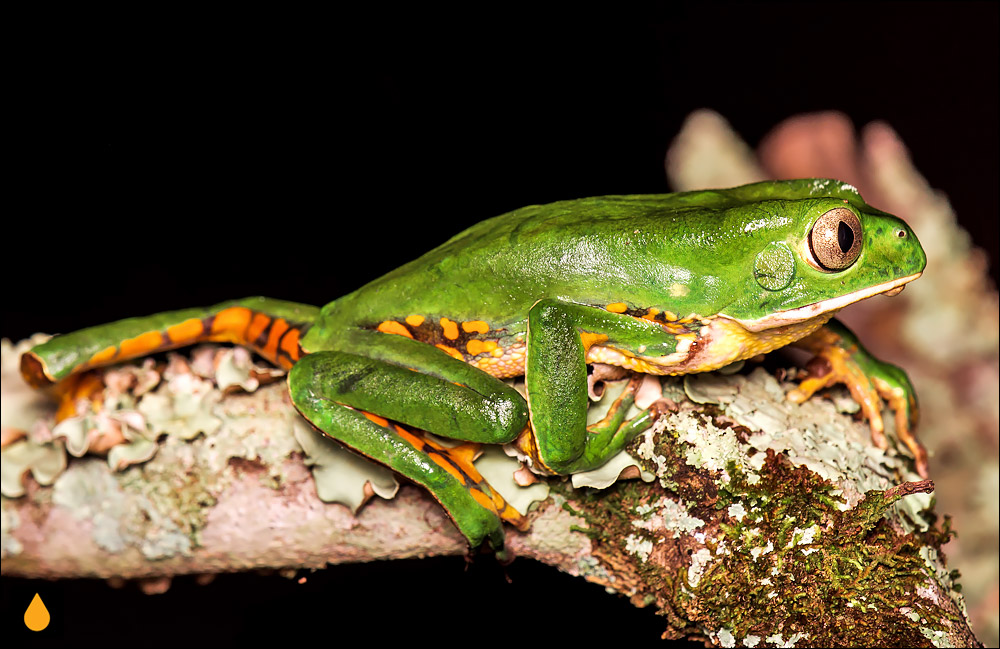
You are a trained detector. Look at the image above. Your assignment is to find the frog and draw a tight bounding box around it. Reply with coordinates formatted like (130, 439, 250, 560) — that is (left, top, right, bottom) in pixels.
(19, 178, 927, 558)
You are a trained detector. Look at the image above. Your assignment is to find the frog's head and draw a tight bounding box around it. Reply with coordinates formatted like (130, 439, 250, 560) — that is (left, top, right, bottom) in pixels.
(718, 179, 926, 332)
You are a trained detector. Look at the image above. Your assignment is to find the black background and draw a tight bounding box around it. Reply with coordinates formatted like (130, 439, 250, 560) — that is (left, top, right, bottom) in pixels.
(4, 4, 997, 647)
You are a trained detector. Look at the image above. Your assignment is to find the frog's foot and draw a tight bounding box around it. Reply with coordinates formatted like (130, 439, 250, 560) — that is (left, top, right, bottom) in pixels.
(787, 346, 888, 446)
(584, 374, 666, 458)
(516, 374, 664, 474)
(788, 328, 927, 478)
(586, 374, 645, 435)
(54, 370, 105, 421)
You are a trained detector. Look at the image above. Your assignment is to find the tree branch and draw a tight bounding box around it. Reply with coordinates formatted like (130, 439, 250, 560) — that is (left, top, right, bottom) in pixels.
(1, 343, 981, 646)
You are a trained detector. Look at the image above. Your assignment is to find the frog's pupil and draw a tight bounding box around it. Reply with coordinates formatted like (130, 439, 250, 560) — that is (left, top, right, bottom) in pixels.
(838, 221, 854, 254)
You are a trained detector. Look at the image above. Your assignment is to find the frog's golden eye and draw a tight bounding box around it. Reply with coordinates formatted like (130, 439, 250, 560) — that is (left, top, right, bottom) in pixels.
(809, 208, 862, 271)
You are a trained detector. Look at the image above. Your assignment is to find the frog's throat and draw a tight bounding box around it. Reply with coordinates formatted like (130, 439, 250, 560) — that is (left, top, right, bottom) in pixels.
(730, 272, 922, 333)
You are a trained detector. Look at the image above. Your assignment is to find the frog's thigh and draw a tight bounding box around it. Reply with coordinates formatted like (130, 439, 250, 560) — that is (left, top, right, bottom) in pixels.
(292, 346, 525, 444)
(315, 327, 529, 439)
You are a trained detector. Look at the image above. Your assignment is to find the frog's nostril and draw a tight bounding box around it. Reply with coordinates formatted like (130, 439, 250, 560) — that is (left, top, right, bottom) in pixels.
(895, 229, 907, 239)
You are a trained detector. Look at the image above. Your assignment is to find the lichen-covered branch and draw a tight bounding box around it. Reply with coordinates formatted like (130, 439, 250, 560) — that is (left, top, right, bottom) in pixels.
(1, 339, 980, 646)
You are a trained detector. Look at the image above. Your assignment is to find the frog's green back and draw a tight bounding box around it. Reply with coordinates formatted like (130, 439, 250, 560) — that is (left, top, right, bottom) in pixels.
(323, 179, 922, 329)
(327, 193, 735, 326)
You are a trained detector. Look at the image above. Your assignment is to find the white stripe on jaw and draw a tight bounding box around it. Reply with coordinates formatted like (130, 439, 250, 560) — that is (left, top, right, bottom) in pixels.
(728, 272, 922, 332)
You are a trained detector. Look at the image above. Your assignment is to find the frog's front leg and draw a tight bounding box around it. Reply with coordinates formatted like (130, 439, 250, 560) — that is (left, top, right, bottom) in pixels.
(288, 330, 530, 556)
(523, 298, 674, 474)
(787, 318, 928, 478)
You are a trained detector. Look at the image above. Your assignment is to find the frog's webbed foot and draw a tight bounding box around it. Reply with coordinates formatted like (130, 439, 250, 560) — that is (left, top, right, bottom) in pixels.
(787, 321, 928, 479)
(787, 346, 890, 447)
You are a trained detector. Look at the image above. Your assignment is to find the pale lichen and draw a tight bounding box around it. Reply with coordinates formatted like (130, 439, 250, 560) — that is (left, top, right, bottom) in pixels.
(624, 533, 654, 563)
(1, 438, 66, 498)
(52, 459, 192, 559)
(717, 627, 736, 647)
(474, 445, 549, 515)
(1, 506, 21, 557)
(764, 632, 809, 647)
(633, 496, 704, 538)
(292, 416, 399, 511)
(572, 357, 970, 646)
(688, 547, 714, 588)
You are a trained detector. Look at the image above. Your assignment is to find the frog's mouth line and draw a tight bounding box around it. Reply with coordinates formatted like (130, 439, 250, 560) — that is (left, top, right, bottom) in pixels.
(731, 272, 923, 332)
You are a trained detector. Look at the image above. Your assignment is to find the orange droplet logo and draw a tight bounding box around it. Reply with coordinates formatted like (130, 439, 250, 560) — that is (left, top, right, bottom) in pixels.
(24, 593, 50, 631)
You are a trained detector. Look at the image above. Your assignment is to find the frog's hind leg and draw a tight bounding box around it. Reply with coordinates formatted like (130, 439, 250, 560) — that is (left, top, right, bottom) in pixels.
(20, 297, 320, 387)
(363, 416, 528, 531)
(288, 346, 530, 555)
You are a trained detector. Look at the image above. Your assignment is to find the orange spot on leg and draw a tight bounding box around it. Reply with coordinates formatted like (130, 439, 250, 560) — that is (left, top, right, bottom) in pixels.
(448, 442, 481, 465)
(377, 321, 414, 338)
(362, 411, 390, 428)
(263, 318, 290, 361)
(166, 318, 205, 345)
(500, 503, 529, 530)
(211, 307, 253, 342)
(606, 303, 627, 313)
(470, 488, 498, 513)
(429, 452, 467, 484)
(89, 345, 118, 365)
(393, 424, 427, 451)
(435, 344, 465, 361)
(579, 332, 609, 352)
(280, 327, 302, 360)
(118, 331, 165, 359)
(246, 313, 272, 344)
(405, 315, 425, 327)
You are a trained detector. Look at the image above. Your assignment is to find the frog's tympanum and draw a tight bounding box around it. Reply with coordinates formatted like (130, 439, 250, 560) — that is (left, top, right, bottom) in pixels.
(21, 179, 927, 557)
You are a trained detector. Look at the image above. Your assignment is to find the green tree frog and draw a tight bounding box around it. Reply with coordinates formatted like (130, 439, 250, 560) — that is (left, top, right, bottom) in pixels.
(20, 179, 927, 558)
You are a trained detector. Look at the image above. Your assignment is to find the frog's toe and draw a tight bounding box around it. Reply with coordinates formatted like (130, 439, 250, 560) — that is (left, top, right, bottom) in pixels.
(871, 373, 928, 479)
(788, 343, 929, 478)
(787, 347, 888, 449)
